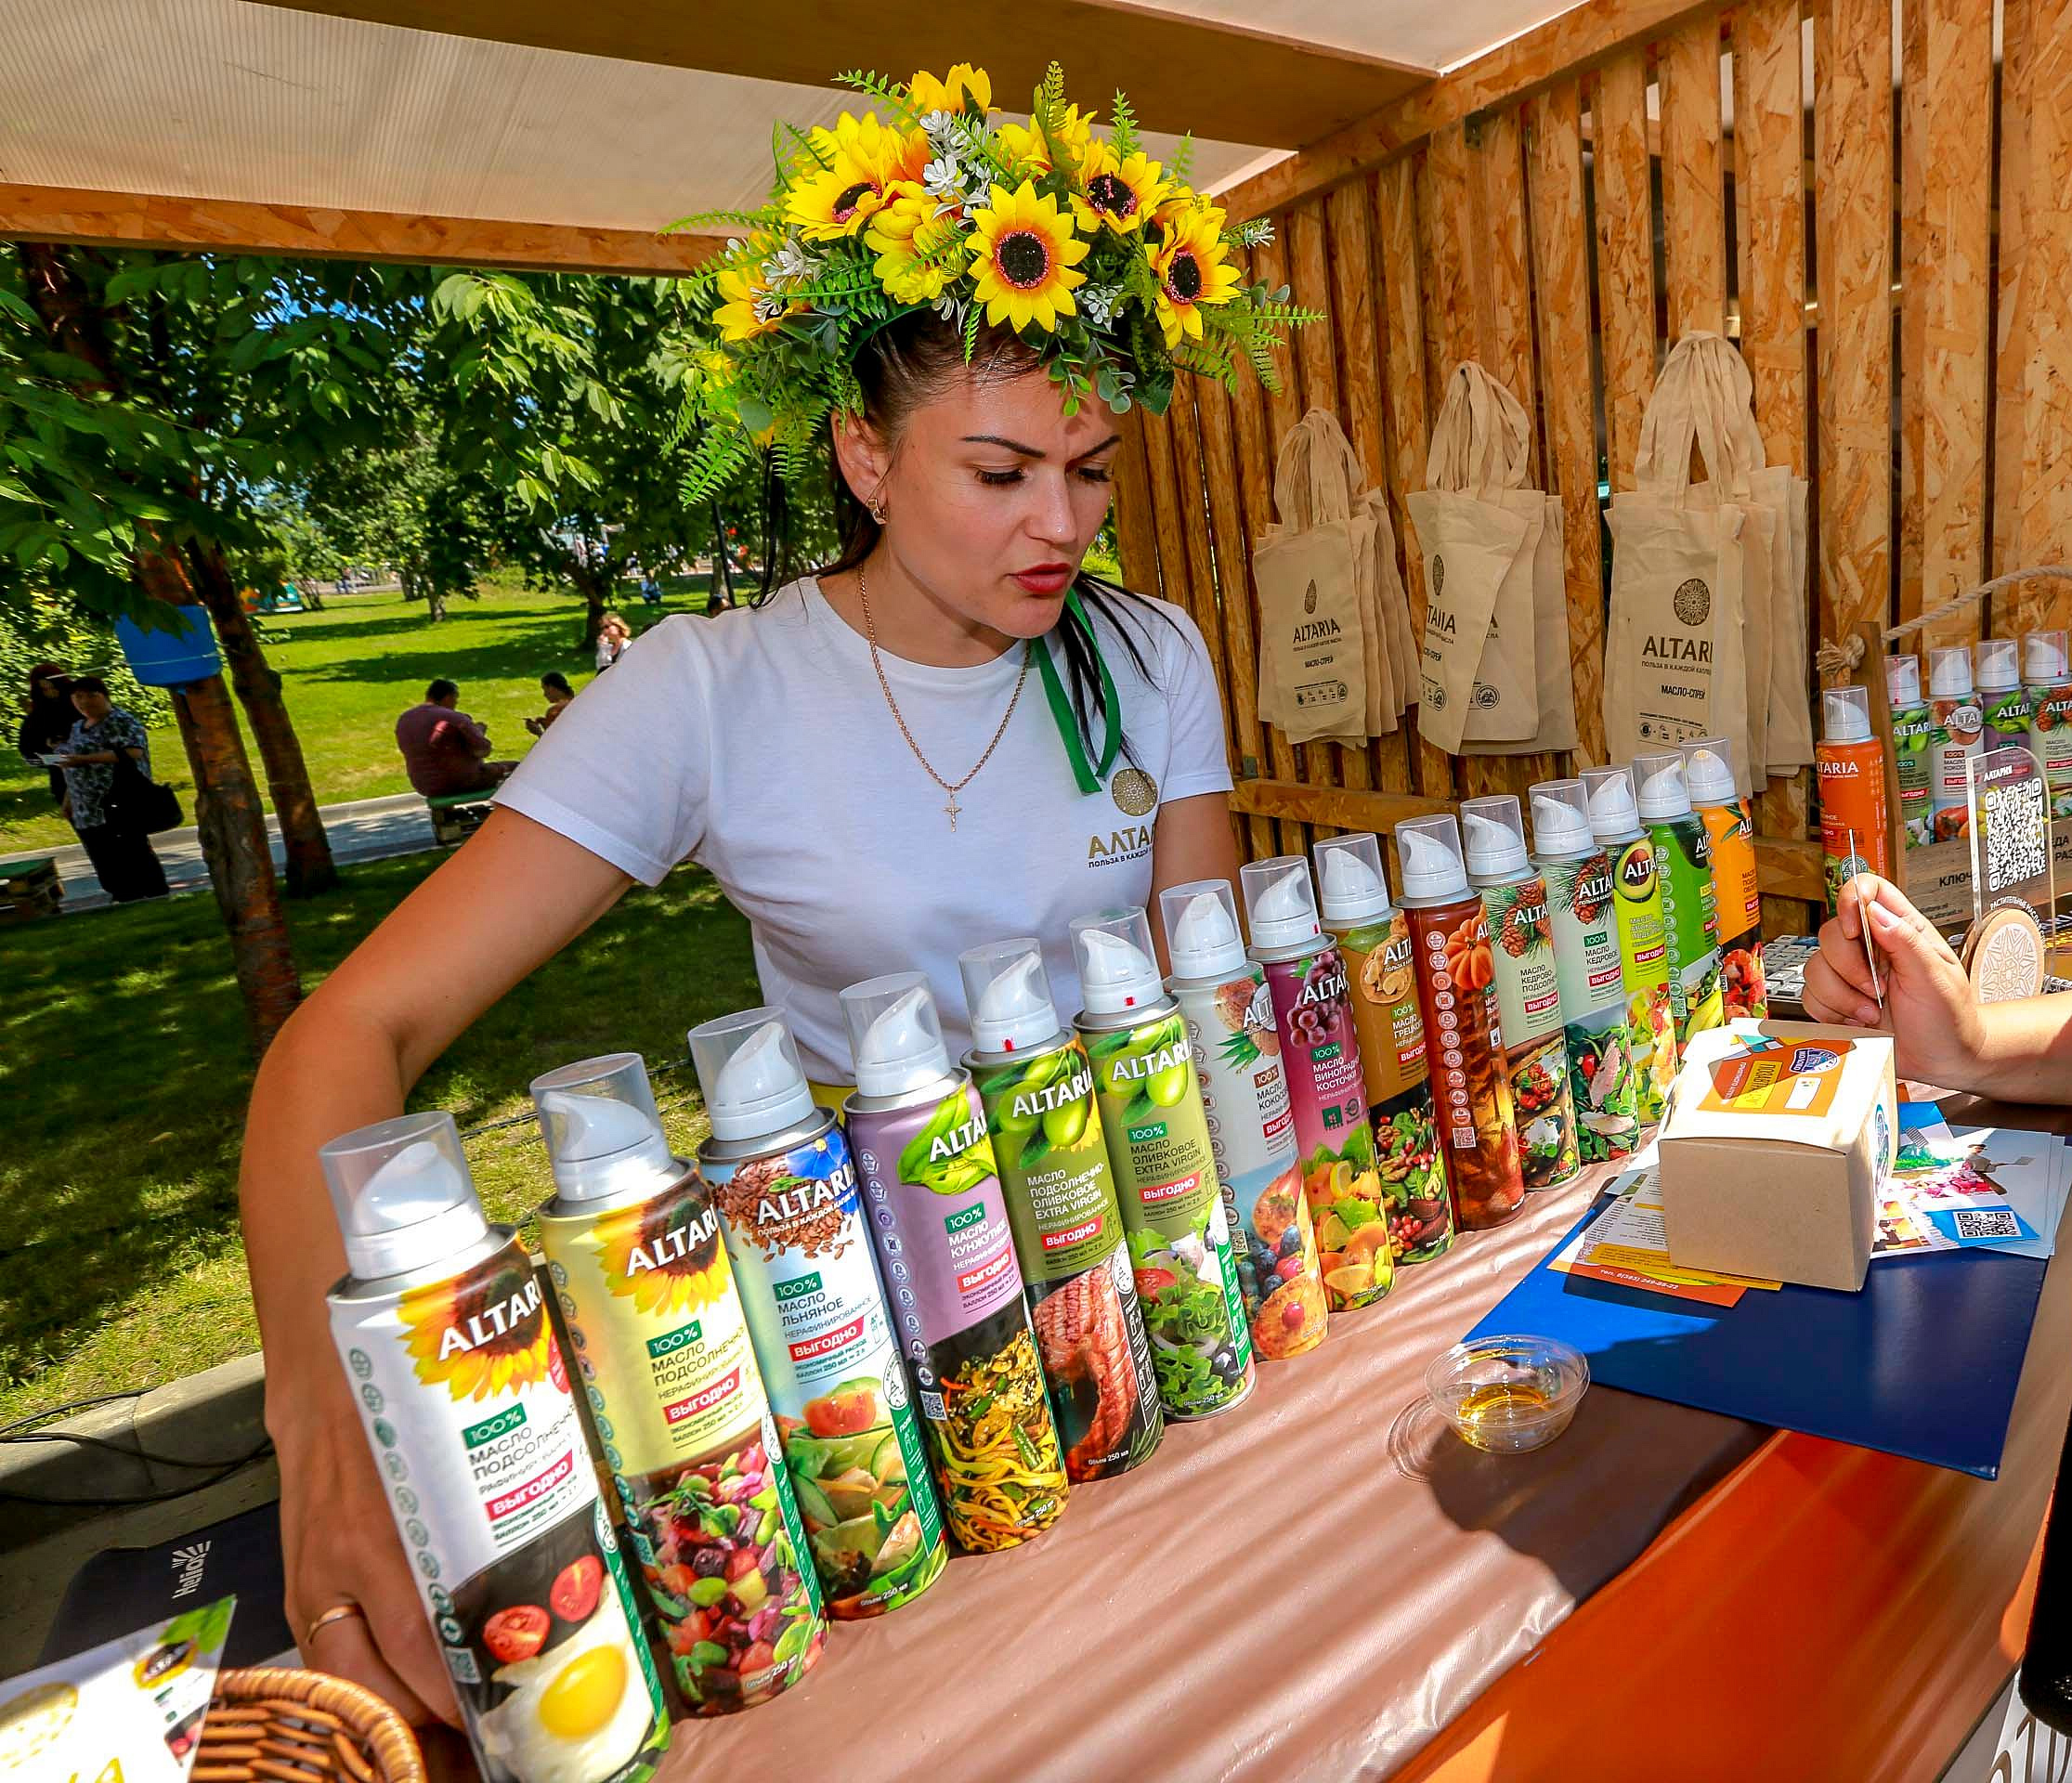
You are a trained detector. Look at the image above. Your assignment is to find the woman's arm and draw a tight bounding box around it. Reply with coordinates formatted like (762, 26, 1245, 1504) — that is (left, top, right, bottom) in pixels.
(240, 808, 634, 1722)
(1149, 792, 1243, 970)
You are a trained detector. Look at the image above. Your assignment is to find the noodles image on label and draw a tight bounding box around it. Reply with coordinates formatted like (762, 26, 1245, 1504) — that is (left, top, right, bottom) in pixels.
(1160, 879, 1328, 1361)
(1683, 737, 1766, 1022)
(321, 1112, 669, 1783)
(1463, 797, 1581, 1191)
(1583, 765, 1677, 1121)
(1529, 779, 1642, 1164)
(959, 939, 1166, 1477)
(1311, 835, 1453, 1269)
(1633, 751, 1723, 1053)
(1240, 857, 1396, 1311)
(1071, 908, 1256, 1418)
(840, 973, 1070, 1553)
(528, 1054, 826, 1717)
(688, 1010, 947, 1621)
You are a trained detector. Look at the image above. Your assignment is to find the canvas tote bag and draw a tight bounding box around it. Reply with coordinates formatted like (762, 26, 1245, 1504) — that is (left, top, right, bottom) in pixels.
(1254, 411, 1371, 745)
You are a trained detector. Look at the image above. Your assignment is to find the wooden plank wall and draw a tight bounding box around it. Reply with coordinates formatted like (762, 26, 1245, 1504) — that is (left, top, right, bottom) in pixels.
(1125, 0, 2065, 936)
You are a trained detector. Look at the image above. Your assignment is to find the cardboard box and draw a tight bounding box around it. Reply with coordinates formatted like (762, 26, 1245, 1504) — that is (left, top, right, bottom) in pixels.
(1657, 1021, 1897, 1292)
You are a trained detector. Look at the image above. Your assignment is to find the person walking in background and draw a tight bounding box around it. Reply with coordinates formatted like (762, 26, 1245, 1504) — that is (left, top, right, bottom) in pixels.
(56, 675, 169, 902)
(15, 661, 75, 812)
(594, 611, 632, 671)
(524, 671, 575, 737)
(393, 679, 515, 797)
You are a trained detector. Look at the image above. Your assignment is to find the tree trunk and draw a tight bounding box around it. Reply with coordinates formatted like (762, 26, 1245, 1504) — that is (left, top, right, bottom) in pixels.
(572, 559, 609, 650)
(187, 540, 337, 897)
(708, 500, 736, 612)
(427, 585, 447, 623)
(18, 241, 302, 1048)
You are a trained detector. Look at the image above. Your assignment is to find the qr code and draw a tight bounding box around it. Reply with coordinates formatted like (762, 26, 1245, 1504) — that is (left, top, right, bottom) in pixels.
(1984, 778, 2049, 890)
(1953, 1206, 2022, 1240)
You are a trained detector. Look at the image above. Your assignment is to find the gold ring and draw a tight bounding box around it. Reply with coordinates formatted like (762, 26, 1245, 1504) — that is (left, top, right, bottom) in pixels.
(305, 1602, 367, 1647)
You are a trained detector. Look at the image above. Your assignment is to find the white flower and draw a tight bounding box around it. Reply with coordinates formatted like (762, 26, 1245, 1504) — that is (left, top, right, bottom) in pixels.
(761, 239, 818, 287)
(752, 292, 791, 322)
(1079, 283, 1121, 327)
(933, 293, 968, 328)
(923, 155, 965, 200)
(919, 108, 958, 143)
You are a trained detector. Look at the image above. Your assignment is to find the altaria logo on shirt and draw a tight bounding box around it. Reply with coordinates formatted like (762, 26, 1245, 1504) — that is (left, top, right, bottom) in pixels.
(1088, 824, 1153, 865)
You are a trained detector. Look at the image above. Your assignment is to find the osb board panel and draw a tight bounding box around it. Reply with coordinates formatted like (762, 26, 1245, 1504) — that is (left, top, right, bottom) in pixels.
(1113, 416, 1163, 598)
(1814, 0, 1895, 644)
(1417, 125, 1479, 409)
(1140, 409, 1198, 642)
(1526, 81, 1610, 767)
(1991, 0, 2038, 621)
(1655, 14, 1728, 340)
(1167, 387, 1234, 735)
(1591, 50, 1660, 490)
(1732, 0, 1813, 852)
(1899, 0, 1993, 645)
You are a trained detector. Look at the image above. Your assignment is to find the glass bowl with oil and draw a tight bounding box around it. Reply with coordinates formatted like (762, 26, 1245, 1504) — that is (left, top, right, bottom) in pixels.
(1424, 1334, 1589, 1454)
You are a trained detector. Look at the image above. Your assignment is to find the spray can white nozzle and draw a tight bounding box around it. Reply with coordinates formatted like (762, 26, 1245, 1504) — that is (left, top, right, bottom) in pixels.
(1160, 880, 1247, 980)
(841, 973, 953, 1098)
(1311, 833, 1392, 926)
(1461, 798, 1529, 880)
(1529, 778, 1595, 857)
(958, 939, 1060, 1054)
(530, 1051, 681, 1200)
(1239, 856, 1323, 949)
(1680, 737, 1740, 808)
(1824, 684, 1872, 744)
(1928, 644, 1974, 699)
(1886, 654, 1923, 709)
(1634, 751, 1694, 823)
(1977, 638, 2021, 694)
(319, 1111, 489, 1280)
(2026, 631, 2069, 683)
(1582, 766, 1642, 840)
(1070, 909, 1165, 1014)
(1395, 815, 1470, 902)
(688, 1010, 815, 1142)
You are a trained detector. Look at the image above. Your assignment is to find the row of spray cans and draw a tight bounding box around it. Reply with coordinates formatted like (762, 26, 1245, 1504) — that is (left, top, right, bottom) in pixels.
(1883, 631, 2072, 850)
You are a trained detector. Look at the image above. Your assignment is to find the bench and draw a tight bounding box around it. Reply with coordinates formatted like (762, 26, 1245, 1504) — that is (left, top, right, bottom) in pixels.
(0, 855, 63, 920)
(425, 790, 494, 847)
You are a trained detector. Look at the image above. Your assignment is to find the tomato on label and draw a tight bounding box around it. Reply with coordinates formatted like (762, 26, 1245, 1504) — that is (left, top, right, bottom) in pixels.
(483, 1604, 549, 1664)
(550, 1555, 605, 1622)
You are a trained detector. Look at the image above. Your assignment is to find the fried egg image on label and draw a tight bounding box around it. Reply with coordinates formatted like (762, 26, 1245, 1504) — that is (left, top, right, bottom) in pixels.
(478, 1586, 655, 1783)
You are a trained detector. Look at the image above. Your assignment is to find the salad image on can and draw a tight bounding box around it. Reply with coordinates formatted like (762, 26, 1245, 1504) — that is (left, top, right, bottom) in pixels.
(1565, 1021, 1644, 1164)
(1240, 1163, 1328, 1360)
(1126, 1221, 1250, 1408)
(777, 1373, 945, 1619)
(1300, 1126, 1397, 1309)
(1370, 1098, 1448, 1264)
(1508, 1034, 1579, 1188)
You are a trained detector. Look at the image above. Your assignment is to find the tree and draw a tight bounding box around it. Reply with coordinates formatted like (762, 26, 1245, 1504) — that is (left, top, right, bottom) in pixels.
(299, 424, 495, 622)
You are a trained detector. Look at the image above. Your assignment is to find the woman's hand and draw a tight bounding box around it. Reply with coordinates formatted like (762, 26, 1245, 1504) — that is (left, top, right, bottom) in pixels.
(276, 1365, 459, 1724)
(1802, 874, 1983, 1087)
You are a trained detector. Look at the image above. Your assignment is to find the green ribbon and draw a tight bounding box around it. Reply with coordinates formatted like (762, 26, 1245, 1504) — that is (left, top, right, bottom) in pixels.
(1033, 587, 1123, 796)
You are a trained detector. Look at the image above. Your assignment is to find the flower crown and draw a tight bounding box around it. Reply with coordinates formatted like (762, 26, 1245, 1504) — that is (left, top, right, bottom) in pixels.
(673, 62, 1318, 501)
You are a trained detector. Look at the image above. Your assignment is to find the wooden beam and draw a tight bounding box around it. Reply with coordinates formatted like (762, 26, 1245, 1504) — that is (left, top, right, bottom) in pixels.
(1229, 777, 1453, 835)
(1592, 52, 1659, 493)
(251, 0, 1431, 153)
(0, 184, 724, 276)
(1656, 13, 1727, 340)
(1218, 0, 1723, 220)
(1753, 838, 1825, 905)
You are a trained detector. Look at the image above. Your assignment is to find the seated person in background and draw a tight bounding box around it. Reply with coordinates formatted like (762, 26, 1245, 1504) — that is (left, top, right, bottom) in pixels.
(394, 679, 515, 798)
(525, 672, 575, 737)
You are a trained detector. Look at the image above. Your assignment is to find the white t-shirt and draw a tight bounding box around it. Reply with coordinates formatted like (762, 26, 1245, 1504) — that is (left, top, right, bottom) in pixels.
(496, 576, 1233, 1080)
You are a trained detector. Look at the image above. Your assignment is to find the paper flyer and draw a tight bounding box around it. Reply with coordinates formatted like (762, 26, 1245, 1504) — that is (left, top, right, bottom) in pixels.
(1549, 1164, 1782, 1307)
(1876, 1103, 2069, 1261)
(0, 1596, 235, 1781)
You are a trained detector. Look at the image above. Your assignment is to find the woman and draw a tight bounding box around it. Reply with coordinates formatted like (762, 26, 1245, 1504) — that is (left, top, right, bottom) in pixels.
(15, 661, 74, 809)
(523, 670, 575, 736)
(593, 610, 632, 671)
(56, 675, 170, 902)
(238, 62, 1310, 1724)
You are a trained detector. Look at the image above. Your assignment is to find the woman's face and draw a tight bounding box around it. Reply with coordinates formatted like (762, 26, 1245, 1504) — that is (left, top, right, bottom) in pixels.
(839, 366, 1121, 641)
(72, 690, 111, 723)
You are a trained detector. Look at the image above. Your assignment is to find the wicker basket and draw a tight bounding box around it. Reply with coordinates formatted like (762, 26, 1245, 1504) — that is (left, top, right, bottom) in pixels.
(195, 1667, 425, 1783)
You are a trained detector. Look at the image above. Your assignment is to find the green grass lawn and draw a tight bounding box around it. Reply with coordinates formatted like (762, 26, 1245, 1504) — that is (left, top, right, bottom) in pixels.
(0, 851, 759, 1426)
(0, 572, 710, 852)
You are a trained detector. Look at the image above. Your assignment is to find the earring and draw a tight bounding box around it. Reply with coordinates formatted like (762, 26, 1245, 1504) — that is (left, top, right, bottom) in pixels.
(869, 501, 888, 525)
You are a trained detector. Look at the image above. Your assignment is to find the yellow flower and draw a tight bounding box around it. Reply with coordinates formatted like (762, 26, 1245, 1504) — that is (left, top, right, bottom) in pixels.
(786, 112, 929, 241)
(1070, 140, 1167, 235)
(399, 1256, 554, 1405)
(867, 183, 962, 306)
(997, 105, 1096, 176)
(968, 180, 1089, 333)
(712, 256, 798, 344)
(595, 1191, 734, 1319)
(908, 63, 992, 117)
(1150, 202, 1242, 346)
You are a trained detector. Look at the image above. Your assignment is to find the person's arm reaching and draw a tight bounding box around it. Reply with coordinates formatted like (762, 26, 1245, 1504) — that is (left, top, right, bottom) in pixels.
(1802, 873, 2072, 1103)
(239, 809, 632, 1723)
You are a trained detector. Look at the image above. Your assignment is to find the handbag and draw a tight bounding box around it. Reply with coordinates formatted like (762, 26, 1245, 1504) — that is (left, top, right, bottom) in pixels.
(106, 750, 183, 834)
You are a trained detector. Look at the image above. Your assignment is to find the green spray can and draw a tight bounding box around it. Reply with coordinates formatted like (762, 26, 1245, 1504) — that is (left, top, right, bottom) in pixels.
(1885, 654, 1935, 850)
(1583, 765, 1677, 1121)
(1634, 750, 1723, 1054)
(1069, 908, 1255, 1422)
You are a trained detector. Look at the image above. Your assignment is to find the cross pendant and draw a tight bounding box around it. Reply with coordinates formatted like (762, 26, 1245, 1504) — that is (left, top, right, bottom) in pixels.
(945, 789, 960, 830)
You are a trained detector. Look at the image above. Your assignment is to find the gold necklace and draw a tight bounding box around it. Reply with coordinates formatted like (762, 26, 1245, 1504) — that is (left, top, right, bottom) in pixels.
(856, 563, 1030, 830)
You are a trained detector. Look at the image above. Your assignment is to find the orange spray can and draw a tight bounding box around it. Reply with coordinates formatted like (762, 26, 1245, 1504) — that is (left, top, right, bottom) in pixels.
(1816, 685, 1892, 912)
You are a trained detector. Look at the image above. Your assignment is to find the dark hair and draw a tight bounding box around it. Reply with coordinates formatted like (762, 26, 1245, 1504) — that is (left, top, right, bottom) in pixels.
(541, 671, 574, 698)
(426, 679, 459, 703)
(70, 675, 110, 697)
(801, 309, 1168, 766)
(27, 662, 69, 702)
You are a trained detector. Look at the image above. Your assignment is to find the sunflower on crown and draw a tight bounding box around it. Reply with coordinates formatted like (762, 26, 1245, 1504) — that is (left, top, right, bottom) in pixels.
(673, 61, 1318, 501)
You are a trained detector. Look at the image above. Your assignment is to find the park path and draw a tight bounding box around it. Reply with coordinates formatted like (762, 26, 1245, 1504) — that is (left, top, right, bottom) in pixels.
(0, 792, 440, 912)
